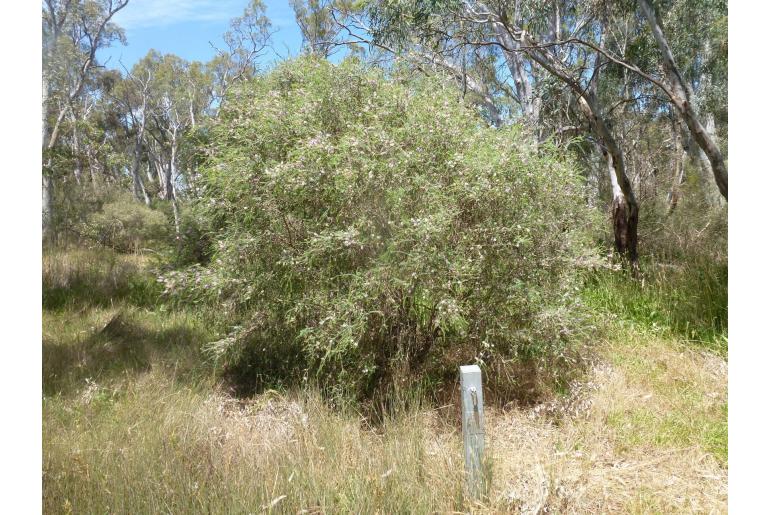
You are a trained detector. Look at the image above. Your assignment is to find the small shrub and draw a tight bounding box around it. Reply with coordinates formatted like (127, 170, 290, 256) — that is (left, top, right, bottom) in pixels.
(79, 194, 171, 253)
(170, 57, 598, 402)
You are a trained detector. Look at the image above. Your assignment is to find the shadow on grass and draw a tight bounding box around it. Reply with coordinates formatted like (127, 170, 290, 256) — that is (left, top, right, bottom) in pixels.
(43, 278, 162, 311)
(43, 310, 212, 396)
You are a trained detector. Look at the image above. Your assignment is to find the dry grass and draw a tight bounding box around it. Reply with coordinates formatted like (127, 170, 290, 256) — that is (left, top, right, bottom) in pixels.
(43, 247, 160, 310)
(43, 327, 726, 513)
(42, 248, 727, 513)
(483, 328, 727, 513)
(44, 371, 466, 513)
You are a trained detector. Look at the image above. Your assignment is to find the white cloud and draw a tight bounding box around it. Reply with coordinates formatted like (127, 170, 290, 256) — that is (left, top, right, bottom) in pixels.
(113, 0, 245, 29)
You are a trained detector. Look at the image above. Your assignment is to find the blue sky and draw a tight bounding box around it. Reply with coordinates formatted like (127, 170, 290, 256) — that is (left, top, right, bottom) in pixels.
(98, 0, 305, 71)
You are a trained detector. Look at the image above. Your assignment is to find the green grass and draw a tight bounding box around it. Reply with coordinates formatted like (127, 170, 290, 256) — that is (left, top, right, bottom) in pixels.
(606, 405, 727, 466)
(42, 247, 220, 396)
(597, 323, 728, 467)
(582, 256, 727, 354)
(43, 306, 216, 396)
(580, 253, 728, 469)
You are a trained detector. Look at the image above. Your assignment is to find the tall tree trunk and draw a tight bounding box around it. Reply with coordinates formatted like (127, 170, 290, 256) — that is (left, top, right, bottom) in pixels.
(42, 175, 53, 241)
(490, 10, 639, 268)
(577, 92, 639, 269)
(668, 114, 686, 213)
(168, 129, 181, 237)
(639, 0, 727, 199)
(693, 113, 724, 206)
(130, 103, 151, 205)
(492, 20, 540, 134)
(145, 161, 155, 184)
(157, 158, 167, 197)
(42, 69, 52, 241)
(87, 146, 99, 190)
(604, 146, 639, 267)
(69, 108, 82, 185)
(131, 141, 151, 206)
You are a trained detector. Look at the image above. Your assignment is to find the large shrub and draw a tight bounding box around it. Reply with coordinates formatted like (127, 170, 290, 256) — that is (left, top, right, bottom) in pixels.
(170, 57, 598, 402)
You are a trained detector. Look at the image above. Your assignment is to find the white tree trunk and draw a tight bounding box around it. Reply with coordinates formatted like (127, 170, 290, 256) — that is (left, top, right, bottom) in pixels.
(491, 20, 540, 133)
(130, 100, 151, 205)
(42, 69, 54, 241)
(131, 136, 151, 205)
(168, 129, 181, 236)
(668, 115, 686, 213)
(42, 174, 53, 239)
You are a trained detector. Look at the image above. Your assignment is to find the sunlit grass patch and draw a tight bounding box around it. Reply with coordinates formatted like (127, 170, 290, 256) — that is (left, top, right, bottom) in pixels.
(583, 256, 727, 354)
(597, 326, 727, 466)
(43, 247, 162, 310)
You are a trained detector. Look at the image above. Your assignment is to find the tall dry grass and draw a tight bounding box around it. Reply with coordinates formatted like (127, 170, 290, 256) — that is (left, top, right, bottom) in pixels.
(43, 247, 727, 513)
(43, 248, 161, 310)
(44, 373, 468, 513)
(44, 329, 727, 514)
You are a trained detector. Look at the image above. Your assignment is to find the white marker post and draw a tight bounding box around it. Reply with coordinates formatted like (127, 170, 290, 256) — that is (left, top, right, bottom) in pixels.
(460, 364, 486, 499)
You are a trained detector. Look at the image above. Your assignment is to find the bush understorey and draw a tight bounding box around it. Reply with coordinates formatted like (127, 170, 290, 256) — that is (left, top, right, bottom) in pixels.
(586, 194, 728, 354)
(163, 58, 600, 405)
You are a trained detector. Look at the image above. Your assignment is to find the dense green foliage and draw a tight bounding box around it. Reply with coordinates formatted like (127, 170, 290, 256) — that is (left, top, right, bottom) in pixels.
(165, 58, 598, 400)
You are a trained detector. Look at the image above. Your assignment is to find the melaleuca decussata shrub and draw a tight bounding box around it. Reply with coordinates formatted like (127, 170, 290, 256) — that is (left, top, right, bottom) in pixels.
(164, 57, 598, 402)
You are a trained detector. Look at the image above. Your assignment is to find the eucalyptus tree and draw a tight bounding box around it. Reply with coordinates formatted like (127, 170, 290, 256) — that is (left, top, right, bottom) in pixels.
(124, 52, 213, 233)
(332, 7, 507, 126)
(359, 0, 642, 266)
(208, 0, 273, 111)
(290, 0, 344, 57)
(113, 60, 154, 205)
(42, 0, 129, 239)
(348, 0, 727, 266)
(638, 0, 727, 199)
